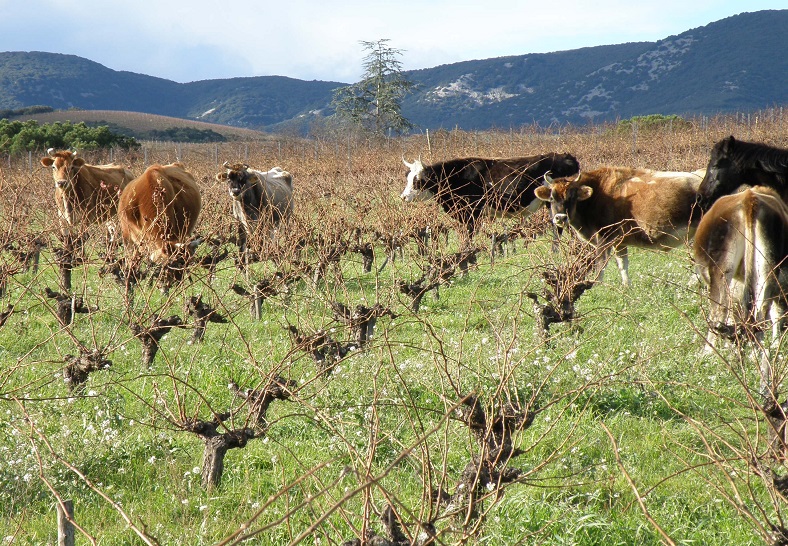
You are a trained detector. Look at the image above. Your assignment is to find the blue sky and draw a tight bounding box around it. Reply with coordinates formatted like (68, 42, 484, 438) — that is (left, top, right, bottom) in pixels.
(1, 1, 784, 83)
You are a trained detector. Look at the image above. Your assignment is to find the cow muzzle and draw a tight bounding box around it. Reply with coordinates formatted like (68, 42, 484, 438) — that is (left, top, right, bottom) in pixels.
(553, 213, 568, 227)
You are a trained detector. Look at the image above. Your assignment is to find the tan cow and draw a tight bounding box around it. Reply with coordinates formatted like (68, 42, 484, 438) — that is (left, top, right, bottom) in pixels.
(693, 186, 788, 358)
(40, 149, 134, 236)
(534, 166, 705, 285)
(118, 163, 202, 263)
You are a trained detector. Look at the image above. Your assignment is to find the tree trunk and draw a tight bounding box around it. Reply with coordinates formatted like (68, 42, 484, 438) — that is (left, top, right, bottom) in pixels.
(201, 436, 231, 489)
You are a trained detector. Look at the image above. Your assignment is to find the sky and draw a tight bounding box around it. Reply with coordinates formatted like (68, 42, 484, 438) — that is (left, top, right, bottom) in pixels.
(1, 1, 784, 84)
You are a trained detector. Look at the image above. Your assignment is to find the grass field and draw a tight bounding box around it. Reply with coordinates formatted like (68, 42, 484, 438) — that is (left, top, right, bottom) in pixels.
(2, 111, 788, 545)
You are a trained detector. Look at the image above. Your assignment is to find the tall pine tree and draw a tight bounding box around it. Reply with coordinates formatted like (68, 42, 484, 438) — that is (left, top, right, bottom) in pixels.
(332, 39, 416, 136)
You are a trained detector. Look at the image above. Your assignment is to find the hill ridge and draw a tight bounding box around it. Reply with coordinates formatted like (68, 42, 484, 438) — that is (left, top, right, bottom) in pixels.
(1, 10, 786, 132)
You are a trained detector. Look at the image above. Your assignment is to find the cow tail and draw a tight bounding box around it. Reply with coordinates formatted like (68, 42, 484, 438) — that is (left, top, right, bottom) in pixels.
(742, 195, 759, 327)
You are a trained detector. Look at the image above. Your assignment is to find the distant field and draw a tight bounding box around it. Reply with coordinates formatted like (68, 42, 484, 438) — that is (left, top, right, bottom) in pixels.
(13, 109, 272, 141)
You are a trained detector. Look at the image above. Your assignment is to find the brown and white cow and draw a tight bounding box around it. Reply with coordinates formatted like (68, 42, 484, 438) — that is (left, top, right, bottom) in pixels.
(40, 149, 134, 235)
(118, 163, 202, 263)
(693, 186, 788, 362)
(216, 162, 294, 256)
(534, 166, 705, 285)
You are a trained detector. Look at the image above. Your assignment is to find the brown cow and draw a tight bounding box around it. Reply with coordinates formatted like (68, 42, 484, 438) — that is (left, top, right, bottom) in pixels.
(118, 163, 202, 263)
(534, 166, 705, 285)
(40, 149, 134, 235)
(693, 186, 788, 364)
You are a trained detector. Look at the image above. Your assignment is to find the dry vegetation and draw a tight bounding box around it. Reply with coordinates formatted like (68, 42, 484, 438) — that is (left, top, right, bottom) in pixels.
(2, 109, 788, 545)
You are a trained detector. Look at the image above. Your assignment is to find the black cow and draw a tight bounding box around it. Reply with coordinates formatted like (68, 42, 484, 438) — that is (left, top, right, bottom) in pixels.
(697, 136, 788, 210)
(400, 153, 580, 236)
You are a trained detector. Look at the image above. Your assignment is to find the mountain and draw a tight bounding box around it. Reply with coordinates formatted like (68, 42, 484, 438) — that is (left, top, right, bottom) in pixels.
(1, 10, 786, 133)
(403, 9, 788, 129)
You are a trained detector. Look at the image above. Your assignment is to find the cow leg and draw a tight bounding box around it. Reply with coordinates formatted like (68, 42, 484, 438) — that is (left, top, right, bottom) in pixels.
(703, 267, 732, 355)
(104, 220, 119, 243)
(236, 224, 251, 276)
(550, 223, 563, 254)
(612, 247, 630, 286)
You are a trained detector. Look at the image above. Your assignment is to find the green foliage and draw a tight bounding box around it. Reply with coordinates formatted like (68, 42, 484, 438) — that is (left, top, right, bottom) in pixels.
(332, 39, 417, 135)
(146, 127, 227, 142)
(613, 114, 692, 134)
(0, 105, 54, 119)
(0, 119, 138, 154)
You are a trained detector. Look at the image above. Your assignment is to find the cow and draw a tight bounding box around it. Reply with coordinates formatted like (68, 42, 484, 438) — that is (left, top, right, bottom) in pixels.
(215, 162, 294, 258)
(534, 167, 705, 285)
(40, 149, 134, 236)
(118, 162, 202, 263)
(400, 153, 580, 238)
(697, 136, 788, 210)
(693, 186, 788, 402)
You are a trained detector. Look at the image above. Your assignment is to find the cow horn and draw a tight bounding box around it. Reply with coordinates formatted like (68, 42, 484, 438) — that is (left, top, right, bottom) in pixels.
(573, 173, 581, 182)
(47, 148, 56, 157)
(544, 173, 554, 185)
(222, 161, 231, 169)
(402, 156, 414, 169)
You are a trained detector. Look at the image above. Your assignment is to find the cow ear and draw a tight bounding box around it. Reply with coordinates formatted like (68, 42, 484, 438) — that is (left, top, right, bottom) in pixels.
(72, 158, 86, 167)
(41, 157, 54, 167)
(721, 135, 735, 155)
(577, 186, 593, 201)
(216, 172, 228, 181)
(534, 186, 552, 201)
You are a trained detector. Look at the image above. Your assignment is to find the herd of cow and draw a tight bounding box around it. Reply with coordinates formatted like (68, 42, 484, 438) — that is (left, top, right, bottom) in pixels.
(399, 136, 788, 367)
(41, 136, 788, 369)
(41, 150, 294, 264)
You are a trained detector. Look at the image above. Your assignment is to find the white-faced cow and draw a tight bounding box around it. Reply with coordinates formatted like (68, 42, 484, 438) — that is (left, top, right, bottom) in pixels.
(693, 186, 788, 398)
(696, 136, 788, 210)
(216, 162, 294, 256)
(118, 163, 202, 263)
(40, 149, 134, 236)
(400, 153, 580, 237)
(535, 167, 705, 285)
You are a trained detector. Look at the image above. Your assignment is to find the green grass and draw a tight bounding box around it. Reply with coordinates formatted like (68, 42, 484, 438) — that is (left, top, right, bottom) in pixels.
(0, 229, 781, 545)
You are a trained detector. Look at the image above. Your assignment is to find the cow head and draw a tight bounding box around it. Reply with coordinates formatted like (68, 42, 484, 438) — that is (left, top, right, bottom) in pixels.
(696, 136, 739, 210)
(400, 157, 433, 202)
(534, 173, 591, 228)
(40, 149, 86, 191)
(216, 162, 253, 200)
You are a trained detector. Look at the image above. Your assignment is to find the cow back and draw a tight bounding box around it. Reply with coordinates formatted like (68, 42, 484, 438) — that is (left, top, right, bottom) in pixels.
(254, 168, 294, 223)
(568, 167, 702, 246)
(67, 163, 135, 224)
(119, 163, 202, 261)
